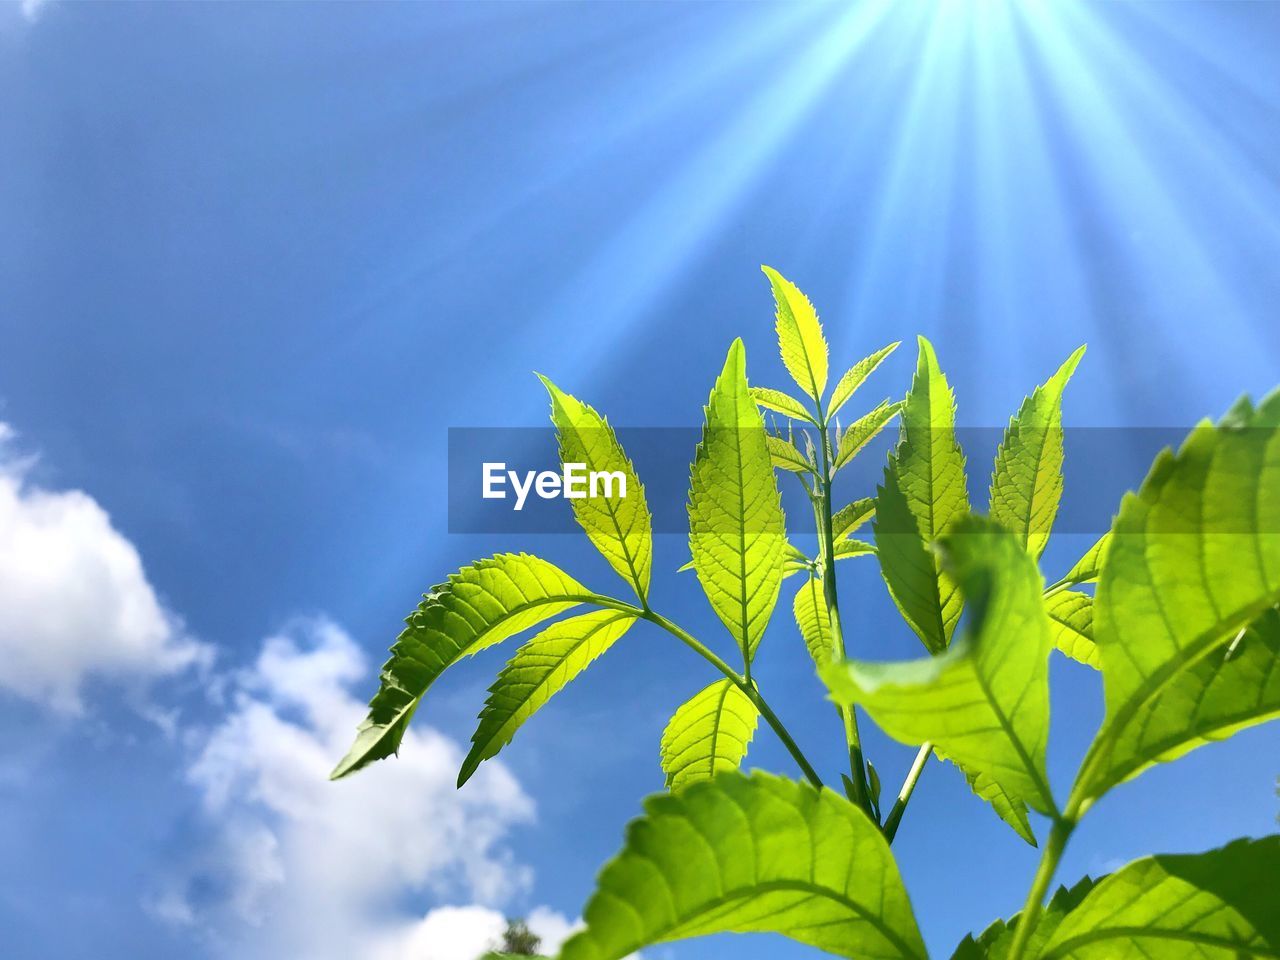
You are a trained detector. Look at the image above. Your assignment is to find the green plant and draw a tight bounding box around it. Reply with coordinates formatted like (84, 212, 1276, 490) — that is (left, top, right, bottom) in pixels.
(333, 267, 1280, 960)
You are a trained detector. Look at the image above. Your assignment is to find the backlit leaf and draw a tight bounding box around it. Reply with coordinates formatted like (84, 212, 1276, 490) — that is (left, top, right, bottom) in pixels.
(1080, 391, 1280, 802)
(1045, 590, 1098, 669)
(332, 554, 591, 779)
(688, 339, 787, 662)
(1061, 533, 1109, 586)
(540, 377, 653, 602)
(989, 346, 1085, 557)
(558, 772, 927, 960)
(767, 434, 811, 473)
(828, 342, 901, 419)
(832, 497, 876, 540)
(825, 517, 1057, 817)
(1038, 837, 1280, 960)
(793, 576, 833, 670)
(763, 265, 828, 401)
(460, 610, 637, 786)
(750, 386, 817, 424)
(874, 337, 968, 653)
(659, 680, 758, 791)
(834, 400, 900, 471)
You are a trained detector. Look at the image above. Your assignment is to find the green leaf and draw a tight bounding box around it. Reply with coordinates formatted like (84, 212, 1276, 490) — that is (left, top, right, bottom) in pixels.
(954, 763, 1036, 847)
(793, 576, 833, 670)
(459, 610, 637, 786)
(1046, 590, 1098, 669)
(762, 265, 828, 401)
(824, 516, 1057, 817)
(834, 538, 876, 560)
(874, 337, 969, 653)
(1061, 533, 1109, 586)
(989, 346, 1085, 557)
(540, 377, 653, 602)
(834, 400, 900, 471)
(949, 877, 1097, 960)
(832, 497, 876, 540)
(659, 680, 758, 791)
(331, 554, 591, 779)
(1083, 607, 1280, 799)
(1080, 391, 1280, 802)
(866, 760, 883, 817)
(766, 434, 811, 473)
(828, 342, 901, 419)
(1038, 837, 1280, 960)
(688, 339, 787, 661)
(750, 386, 817, 424)
(557, 772, 927, 960)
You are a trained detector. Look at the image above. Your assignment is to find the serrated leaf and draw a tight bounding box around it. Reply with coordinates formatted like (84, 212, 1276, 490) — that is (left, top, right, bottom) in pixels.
(540, 377, 653, 602)
(829, 342, 901, 419)
(874, 337, 969, 653)
(989, 346, 1085, 557)
(762, 265, 828, 401)
(1039, 837, 1280, 960)
(688, 339, 787, 662)
(558, 772, 927, 960)
(332, 554, 591, 779)
(1046, 590, 1098, 668)
(1080, 391, 1280, 802)
(825, 516, 1057, 817)
(834, 400, 900, 472)
(659, 680, 758, 791)
(1061, 533, 1109, 586)
(953, 762, 1036, 846)
(832, 497, 876, 540)
(750, 386, 817, 424)
(1085, 607, 1280, 798)
(767, 434, 811, 473)
(834, 538, 876, 560)
(793, 576, 833, 670)
(460, 610, 637, 786)
(950, 876, 1098, 960)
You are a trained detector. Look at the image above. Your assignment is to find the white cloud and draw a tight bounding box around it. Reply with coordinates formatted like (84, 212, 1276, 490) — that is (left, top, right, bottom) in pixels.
(370, 904, 581, 960)
(163, 618, 573, 959)
(0, 424, 210, 713)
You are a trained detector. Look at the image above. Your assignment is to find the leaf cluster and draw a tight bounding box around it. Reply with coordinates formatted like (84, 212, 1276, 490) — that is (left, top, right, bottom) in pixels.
(332, 268, 1280, 960)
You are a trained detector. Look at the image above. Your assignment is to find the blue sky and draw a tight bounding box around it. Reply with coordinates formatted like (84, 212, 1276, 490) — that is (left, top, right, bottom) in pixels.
(2, 2, 1279, 959)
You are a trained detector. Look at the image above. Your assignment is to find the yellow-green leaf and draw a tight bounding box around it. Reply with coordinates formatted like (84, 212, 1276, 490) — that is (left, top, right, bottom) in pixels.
(1039, 837, 1280, 960)
(766, 434, 810, 473)
(659, 680, 758, 791)
(989, 346, 1085, 557)
(828, 342, 901, 419)
(750, 386, 817, 424)
(832, 497, 875, 540)
(834, 399, 900, 471)
(1079, 390, 1280, 803)
(688, 339, 787, 661)
(540, 377, 653, 602)
(874, 337, 968, 653)
(825, 517, 1057, 818)
(762, 265, 828, 401)
(558, 772, 927, 960)
(1062, 532, 1109, 586)
(460, 610, 636, 786)
(332, 554, 591, 779)
(1046, 590, 1098, 668)
(793, 576, 833, 670)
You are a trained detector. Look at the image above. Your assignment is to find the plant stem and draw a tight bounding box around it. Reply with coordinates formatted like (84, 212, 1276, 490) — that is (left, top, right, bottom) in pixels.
(1006, 812, 1078, 960)
(814, 408, 874, 817)
(882, 743, 933, 842)
(635, 606, 824, 790)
